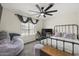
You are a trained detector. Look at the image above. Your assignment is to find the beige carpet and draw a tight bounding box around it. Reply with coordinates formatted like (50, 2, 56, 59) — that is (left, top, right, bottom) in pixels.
(19, 41, 39, 56)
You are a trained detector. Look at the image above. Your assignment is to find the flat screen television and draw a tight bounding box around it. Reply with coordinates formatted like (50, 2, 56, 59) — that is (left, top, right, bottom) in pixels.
(42, 29, 52, 36)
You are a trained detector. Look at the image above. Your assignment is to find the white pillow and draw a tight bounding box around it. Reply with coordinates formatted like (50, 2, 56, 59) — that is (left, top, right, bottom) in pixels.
(63, 33, 77, 39)
(54, 32, 62, 37)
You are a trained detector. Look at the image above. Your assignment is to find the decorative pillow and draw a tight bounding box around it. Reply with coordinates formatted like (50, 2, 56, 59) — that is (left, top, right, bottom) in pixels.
(63, 33, 77, 39)
(9, 33, 20, 40)
(0, 31, 10, 44)
(0, 31, 10, 40)
(54, 32, 62, 37)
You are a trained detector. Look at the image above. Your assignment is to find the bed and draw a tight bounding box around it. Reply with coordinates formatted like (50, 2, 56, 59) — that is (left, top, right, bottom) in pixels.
(40, 24, 79, 56)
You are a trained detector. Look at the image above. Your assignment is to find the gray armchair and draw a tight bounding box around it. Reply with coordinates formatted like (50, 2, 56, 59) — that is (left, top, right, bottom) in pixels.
(0, 31, 24, 56)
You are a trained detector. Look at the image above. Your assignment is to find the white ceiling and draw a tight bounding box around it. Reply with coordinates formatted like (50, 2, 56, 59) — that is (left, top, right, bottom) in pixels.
(2, 3, 79, 19)
(1, 3, 51, 18)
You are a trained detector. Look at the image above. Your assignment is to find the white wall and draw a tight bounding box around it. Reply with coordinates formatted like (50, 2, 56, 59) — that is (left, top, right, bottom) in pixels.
(43, 3, 79, 29)
(0, 8, 43, 43)
(0, 8, 21, 33)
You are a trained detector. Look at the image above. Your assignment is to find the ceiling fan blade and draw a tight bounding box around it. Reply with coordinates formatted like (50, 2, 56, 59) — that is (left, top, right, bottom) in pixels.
(29, 10, 40, 13)
(46, 13, 53, 16)
(46, 10, 58, 13)
(44, 3, 54, 11)
(37, 14, 41, 18)
(29, 13, 39, 16)
(36, 4, 41, 12)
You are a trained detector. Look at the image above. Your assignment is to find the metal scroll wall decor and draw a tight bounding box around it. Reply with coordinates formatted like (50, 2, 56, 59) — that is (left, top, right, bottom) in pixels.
(15, 14, 39, 24)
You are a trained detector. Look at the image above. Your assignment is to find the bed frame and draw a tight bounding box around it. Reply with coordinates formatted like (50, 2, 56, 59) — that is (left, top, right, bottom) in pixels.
(40, 24, 79, 56)
(54, 24, 79, 39)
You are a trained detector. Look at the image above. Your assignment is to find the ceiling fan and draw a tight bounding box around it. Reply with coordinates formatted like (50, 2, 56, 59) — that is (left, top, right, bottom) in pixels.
(29, 3, 58, 18)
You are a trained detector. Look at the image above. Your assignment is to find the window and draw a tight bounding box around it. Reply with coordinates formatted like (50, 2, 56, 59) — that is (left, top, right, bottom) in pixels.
(21, 22, 36, 36)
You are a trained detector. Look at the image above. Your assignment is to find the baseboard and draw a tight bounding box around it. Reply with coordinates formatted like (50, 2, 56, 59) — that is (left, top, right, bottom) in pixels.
(24, 40, 36, 45)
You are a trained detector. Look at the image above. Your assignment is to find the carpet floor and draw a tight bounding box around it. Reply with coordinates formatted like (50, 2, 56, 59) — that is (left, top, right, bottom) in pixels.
(19, 41, 39, 56)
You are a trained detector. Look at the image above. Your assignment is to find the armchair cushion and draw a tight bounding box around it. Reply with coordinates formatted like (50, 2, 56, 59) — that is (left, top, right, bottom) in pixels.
(9, 33, 20, 40)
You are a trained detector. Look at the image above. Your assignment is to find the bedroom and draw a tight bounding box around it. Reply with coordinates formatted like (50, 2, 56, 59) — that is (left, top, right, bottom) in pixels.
(0, 3, 79, 56)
